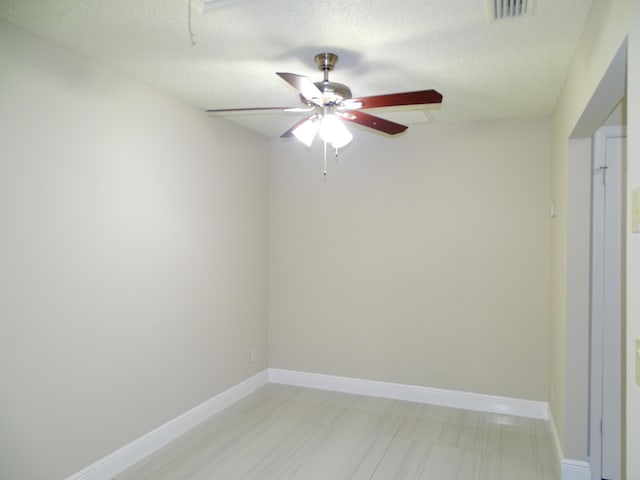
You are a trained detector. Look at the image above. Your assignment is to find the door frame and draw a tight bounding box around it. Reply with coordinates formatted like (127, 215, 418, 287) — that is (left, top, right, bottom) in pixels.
(589, 124, 626, 480)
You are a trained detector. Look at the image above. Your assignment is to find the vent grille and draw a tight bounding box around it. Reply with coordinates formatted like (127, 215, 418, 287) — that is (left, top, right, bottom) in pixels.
(487, 0, 534, 20)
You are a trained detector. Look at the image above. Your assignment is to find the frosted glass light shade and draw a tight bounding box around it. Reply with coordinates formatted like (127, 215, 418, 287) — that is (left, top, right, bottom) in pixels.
(319, 114, 353, 149)
(292, 118, 319, 147)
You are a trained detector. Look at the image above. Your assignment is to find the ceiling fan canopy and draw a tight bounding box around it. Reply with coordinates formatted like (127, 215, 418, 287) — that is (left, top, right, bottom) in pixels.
(206, 52, 443, 148)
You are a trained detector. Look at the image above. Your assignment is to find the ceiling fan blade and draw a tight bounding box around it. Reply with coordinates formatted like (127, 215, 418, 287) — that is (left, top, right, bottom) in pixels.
(342, 111, 408, 135)
(345, 89, 443, 110)
(206, 106, 298, 113)
(280, 116, 314, 138)
(277, 72, 325, 105)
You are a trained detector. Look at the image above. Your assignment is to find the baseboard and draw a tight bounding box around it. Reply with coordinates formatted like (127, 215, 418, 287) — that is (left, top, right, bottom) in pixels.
(561, 459, 591, 480)
(268, 368, 549, 419)
(66, 368, 557, 479)
(65, 370, 269, 480)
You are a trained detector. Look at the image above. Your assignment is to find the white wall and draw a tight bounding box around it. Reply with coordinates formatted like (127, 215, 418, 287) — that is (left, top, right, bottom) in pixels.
(0, 21, 269, 480)
(269, 117, 551, 401)
(563, 138, 592, 461)
(548, 0, 632, 465)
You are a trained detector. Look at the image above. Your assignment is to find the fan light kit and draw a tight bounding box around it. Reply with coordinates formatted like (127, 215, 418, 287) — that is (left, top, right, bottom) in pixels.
(207, 53, 443, 174)
(293, 112, 353, 149)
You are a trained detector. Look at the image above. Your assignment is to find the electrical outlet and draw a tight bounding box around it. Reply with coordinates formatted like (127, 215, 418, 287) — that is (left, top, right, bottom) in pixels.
(250, 347, 256, 364)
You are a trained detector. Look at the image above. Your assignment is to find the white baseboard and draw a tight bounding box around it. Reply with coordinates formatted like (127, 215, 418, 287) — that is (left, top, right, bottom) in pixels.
(561, 459, 591, 480)
(268, 368, 549, 419)
(65, 370, 269, 480)
(67, 368, 561, 479)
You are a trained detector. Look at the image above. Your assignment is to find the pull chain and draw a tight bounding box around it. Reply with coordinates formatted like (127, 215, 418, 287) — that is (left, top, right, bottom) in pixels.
(322, 144, 341, 178)
(323, 141, 327, 178)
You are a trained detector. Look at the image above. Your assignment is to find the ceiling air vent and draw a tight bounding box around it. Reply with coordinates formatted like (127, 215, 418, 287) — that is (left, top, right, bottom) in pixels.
(486, 0, 535, 21)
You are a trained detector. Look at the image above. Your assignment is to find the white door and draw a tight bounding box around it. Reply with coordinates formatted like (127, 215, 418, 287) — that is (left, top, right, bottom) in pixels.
(590, 126, 625, 480)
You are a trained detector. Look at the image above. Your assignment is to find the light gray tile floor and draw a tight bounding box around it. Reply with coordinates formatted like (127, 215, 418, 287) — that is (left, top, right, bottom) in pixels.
(115, 384, 559, 480)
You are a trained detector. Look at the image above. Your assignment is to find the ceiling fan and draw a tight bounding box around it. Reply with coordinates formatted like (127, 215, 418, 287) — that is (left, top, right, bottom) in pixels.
(206, 53, 443, 149)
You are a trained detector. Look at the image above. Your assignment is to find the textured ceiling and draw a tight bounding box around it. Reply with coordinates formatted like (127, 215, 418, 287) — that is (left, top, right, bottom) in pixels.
(0, 0, 593, 138)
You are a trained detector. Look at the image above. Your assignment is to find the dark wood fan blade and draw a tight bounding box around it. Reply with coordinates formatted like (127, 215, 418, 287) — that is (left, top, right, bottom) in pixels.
(346, 89, 442, 109)
(343, 111, 408, 135)
(206, 106, 297, 113)
(277, 72, 325, 105)
(280, 116, 313, 138)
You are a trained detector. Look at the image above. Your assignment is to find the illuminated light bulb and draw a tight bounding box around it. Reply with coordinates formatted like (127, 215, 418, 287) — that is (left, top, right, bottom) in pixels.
(319, 114, 352, 149)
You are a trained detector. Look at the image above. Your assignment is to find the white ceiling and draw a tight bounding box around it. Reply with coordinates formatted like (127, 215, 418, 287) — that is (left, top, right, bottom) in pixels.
(0, 0, 593, 138)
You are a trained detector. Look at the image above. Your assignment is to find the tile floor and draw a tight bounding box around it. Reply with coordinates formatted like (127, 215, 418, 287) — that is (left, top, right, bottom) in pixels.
(115, 384, 559, 480)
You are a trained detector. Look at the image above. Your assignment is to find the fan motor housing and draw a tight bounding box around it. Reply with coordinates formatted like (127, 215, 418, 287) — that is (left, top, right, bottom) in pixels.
(300, 81, 352, 106)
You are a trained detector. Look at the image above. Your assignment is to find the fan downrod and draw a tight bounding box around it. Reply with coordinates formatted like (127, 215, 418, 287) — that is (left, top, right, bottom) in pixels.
(310, 52, 352, 104)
